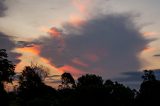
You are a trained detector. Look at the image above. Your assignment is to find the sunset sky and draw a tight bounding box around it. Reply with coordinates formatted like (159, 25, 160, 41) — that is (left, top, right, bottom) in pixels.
(0, 0, 160, 88)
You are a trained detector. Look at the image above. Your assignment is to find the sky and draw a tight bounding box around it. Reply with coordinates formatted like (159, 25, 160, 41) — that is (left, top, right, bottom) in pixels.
(0, 0, 160, 88)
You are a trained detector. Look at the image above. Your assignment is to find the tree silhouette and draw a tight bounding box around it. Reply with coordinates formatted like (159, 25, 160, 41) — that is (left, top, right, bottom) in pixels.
(0, 49, 15, 106)
(104, 80, 114, 87)
(136, 70, 160, 106)
(1, 50, 160, 106)
(0, 49, 15, 84)
(19, 65, 47, 89)
(112, 82, 135, 106)
(142, 70, 156, 82)
(77, 74, 103, 87)
(18, 64, 48, 100)
(59, 72, 76, 89)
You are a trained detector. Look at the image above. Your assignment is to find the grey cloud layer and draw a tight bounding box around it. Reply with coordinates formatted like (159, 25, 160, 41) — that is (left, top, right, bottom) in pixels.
(0, 32, 20, 64)
(115, 70, 160, 89)
(0, 0, 7, 17)
(0, 0, 20, 64)
(32, 13, 150, 78)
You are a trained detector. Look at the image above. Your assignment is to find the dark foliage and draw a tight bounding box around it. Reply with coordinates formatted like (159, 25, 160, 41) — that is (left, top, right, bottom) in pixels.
(135, 70, 160, 106)
(77, 74, 103, 87)
(1, 49, 160, 106)
(58, 72, 76, 89)
(7, 70, 160, 106)
(17, 64, 58, 104)
(142, 70, 156, 82)
(18, 65, 48, 92)
(0, 49, 15, 83)
(0, 49, 15, 106)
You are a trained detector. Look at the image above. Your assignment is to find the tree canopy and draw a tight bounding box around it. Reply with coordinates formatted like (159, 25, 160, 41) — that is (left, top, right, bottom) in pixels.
(77, 74, 103, 87)
(0, 49, 160, 106)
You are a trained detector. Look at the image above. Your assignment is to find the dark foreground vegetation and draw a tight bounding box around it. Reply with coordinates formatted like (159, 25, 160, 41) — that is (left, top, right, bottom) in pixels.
(0, 49, 160, 106)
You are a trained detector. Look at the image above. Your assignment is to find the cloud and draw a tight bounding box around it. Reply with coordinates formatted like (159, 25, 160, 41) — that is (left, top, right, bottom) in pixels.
(153, 54, 160, 57)
(114, 69, 160, 89)
(25, 12, 150, 78)
(114, 71, 143, 89)
(0, 32, 21, 64)
(0, 0, 7, 17)
(116, 71, 143, 82)
(0, 0, 21, 66)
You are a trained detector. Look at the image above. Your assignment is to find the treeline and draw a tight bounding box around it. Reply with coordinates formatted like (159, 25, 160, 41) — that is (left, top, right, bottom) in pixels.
(0, 49, 160, 106)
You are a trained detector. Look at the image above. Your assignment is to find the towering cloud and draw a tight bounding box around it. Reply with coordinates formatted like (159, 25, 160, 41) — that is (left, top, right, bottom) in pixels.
(31, 13, 150, 78)
(0, 0, 7, 17)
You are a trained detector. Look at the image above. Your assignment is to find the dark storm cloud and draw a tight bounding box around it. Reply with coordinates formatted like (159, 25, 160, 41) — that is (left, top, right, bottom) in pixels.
(30, 13, 150, 78)
(0, 32, 21, 64)
(0, 0, 7, 17)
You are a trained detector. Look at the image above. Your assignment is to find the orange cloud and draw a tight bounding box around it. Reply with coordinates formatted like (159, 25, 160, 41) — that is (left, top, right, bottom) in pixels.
(71, 0, 90, 15)
(15, 45, 63, 75)
(143, 32, 158, 37)
(39, 26, 61, 37)
(48, 27, 61, 37)
(58, 65, 84, 76)
(15, 45, 41, 71)
(69, 14, 85, 26)
(16, 45, 41, 55)
(69, 0, 91, 27)
(16, 55, 61, 74)
(40, 57, 58, 71)
(142, 47, 155, 52)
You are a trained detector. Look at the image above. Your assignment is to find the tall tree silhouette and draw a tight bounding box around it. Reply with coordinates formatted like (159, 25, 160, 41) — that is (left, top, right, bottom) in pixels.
(136, 70, 160, 106)
(59, 72, 76, 89)
(0, 49, 15, 106)
(0, 49, 15, 84)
